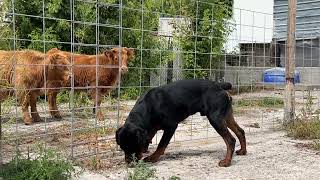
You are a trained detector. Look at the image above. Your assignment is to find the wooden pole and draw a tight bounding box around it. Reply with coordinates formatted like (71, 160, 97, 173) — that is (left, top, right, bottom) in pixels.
(284, 0, 297, 124)
(0, 102, 2, 166)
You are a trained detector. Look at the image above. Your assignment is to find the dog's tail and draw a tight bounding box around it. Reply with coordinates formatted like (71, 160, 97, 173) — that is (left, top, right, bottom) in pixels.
(217, 82, 232, 90)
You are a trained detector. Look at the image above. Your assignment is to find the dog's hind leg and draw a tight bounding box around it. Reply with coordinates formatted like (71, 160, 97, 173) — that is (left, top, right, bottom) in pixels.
(225, 108, 247, 155)
(207, 112, 236, 167)
(144, 125, 177, 163)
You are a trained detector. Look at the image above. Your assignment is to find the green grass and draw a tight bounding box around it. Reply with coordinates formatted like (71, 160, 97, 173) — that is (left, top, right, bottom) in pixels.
(235, 97, 284, 108)
(0, 145, 76, 180)
(230, 85, 260, 94)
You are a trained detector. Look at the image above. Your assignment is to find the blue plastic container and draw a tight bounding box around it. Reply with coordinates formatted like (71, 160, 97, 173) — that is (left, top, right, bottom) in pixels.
(263, 67, 300, 84)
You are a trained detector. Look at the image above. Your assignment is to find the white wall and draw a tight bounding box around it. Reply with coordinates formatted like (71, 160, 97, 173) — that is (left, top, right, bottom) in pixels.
(225, 0, 274, 52)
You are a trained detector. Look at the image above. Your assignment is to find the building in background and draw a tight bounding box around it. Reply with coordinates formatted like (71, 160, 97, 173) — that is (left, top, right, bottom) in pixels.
(274, 0, 320, 67)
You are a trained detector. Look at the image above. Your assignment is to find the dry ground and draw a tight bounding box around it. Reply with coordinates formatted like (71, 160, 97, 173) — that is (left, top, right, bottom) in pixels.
(77, 90, 320, 180)
(1, 90, 320, 179)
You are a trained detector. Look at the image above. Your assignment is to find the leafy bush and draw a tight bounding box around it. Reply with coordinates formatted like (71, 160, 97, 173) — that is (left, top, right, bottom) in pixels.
(128, 160, 157, 180)
(0, 145, 76, 180)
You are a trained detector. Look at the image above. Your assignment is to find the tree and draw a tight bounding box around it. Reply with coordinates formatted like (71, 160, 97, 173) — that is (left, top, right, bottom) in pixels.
(0, 0, 233, 99)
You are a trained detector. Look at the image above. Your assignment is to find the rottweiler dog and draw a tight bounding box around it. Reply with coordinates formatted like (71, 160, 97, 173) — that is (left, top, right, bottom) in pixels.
(116, 79, 246, 167)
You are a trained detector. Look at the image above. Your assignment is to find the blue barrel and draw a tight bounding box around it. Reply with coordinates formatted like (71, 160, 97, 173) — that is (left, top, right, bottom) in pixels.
(263, 67, 300, 84)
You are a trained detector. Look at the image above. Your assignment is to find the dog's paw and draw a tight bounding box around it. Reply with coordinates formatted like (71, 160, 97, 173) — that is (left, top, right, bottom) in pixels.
(218, 159, 231, 167)
(143, 155, 159, 163)
(236, 149, 247, 155)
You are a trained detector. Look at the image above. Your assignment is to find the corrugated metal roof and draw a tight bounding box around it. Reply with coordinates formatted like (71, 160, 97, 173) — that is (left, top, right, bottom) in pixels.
(274, 0, 320, 41)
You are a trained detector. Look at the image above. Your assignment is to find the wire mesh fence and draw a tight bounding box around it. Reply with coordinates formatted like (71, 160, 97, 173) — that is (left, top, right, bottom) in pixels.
(0, 0, 318, 170)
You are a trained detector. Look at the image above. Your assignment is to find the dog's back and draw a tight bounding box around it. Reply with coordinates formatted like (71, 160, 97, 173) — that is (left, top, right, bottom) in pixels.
(136, 79, 232, 121)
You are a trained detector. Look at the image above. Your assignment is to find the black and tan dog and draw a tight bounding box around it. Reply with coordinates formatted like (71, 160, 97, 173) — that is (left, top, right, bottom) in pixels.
(116, 79, 246, 167)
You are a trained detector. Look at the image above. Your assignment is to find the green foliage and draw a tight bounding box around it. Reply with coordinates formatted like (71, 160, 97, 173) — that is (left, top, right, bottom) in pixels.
(121, 87, 140, 100)
(128, 160, 157, 180)
(0, 145, 76, 180)
(57, 91, 91, 108)
(1, 0, 233, 99)
(172, 0, 233, 79)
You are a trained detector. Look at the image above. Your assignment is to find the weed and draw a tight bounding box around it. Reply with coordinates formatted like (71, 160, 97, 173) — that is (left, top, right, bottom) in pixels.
(121, 88, 140, 100)
(57, 91, 92, 107)
(312, 140, 320, 151)
(0, 144, 76, 180)
(286, 120, 320, 140)
(285, 90, 320, 151)
(90, 156, 102, 170)
(128, 156, 157, 180)
(169, 175, 181, 180)
(57, 91, 70, 104)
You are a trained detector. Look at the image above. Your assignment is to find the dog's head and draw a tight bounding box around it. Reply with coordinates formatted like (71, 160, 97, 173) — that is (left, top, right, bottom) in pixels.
(116, 122, 148, 164)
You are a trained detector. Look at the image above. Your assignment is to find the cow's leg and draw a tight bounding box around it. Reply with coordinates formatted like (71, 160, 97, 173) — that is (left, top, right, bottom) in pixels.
(48, 90, 62, 118)
(225, 108, 247, 155)
(144, 125, 177, 163)
(207, 111, 236, 167)
(91, 89, 104, 121)
(21, 92, 32, 125)
(30, 91, 42, 122)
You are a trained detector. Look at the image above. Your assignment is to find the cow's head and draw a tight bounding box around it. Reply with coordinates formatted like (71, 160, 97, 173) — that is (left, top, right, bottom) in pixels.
(104, 47, 135, 74)
(46, 52, 71, 84)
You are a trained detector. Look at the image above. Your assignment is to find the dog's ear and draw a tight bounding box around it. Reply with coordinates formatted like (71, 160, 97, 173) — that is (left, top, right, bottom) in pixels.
(115, 127, 122, 145)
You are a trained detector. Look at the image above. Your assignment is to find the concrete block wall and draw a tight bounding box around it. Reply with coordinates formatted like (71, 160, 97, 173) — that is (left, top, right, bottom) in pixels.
(224, 66, 320, 85)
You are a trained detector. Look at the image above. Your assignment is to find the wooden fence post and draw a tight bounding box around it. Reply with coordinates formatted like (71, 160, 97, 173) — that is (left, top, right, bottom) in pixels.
(284, 0, 297, 124)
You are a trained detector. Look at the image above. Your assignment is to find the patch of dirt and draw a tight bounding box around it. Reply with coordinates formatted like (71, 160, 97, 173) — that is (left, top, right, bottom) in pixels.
(100, 130, 320, 180)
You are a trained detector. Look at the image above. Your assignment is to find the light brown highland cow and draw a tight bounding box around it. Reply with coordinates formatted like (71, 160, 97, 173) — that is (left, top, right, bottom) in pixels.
(0, 50, 70, 125)
(46, 47, 134, 120)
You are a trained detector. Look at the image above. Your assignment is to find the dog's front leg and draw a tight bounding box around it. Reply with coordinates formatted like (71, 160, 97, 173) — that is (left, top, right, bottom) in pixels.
(144, 125, 177, 163)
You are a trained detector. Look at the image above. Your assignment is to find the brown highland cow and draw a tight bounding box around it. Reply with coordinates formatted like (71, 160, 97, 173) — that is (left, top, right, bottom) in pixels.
(46, 47, 134, 120)
(0, 50, 71, 125)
